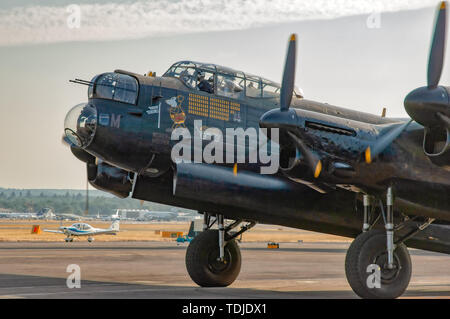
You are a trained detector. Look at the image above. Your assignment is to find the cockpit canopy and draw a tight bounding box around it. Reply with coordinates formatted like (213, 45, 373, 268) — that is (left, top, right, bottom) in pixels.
(72, 223, 93, 231)
(163, 61, 303, 100)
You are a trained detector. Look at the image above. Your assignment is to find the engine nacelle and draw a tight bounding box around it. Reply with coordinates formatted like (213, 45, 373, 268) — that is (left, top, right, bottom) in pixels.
(423, 126, 450, 167)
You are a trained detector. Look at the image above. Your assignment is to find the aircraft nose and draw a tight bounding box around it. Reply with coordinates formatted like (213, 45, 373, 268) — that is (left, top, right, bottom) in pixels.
(64, 103, 97, 147)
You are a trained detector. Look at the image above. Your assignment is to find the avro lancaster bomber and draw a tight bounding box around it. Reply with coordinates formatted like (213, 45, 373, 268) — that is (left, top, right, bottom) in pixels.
(64, 2, 450, 298)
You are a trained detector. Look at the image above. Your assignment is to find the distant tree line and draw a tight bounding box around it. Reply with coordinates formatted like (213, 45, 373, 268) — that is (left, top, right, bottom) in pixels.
(0, 190, 179, 215)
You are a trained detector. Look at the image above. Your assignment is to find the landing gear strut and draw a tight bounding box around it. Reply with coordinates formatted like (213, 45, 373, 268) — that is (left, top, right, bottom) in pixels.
(346, 187, 413, 299)
(185, 213, 255, 287)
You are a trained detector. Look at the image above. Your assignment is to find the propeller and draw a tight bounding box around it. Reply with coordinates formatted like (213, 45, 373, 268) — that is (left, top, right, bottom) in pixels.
(259, 33, 299, 129)
(287, 132, 322, 178)
(260, 34, 323, 177)
(404, 1, 450, 129)
(368, 1, 449, 164)
(428, 1, 447, 89)
(280, 34, 297, 111)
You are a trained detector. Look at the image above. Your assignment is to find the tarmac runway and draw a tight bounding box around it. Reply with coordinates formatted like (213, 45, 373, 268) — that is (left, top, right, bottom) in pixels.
(0, 241, 448, 299)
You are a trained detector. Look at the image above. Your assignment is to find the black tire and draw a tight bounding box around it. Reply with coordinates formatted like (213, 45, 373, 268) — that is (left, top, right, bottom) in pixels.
(186, 230, 241, 287)
(345, 230, 412, 299)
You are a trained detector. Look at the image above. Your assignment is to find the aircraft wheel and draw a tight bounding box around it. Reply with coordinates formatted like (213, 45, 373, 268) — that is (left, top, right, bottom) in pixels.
(345, 230, 411, 299)
(186, 230, 241, 287)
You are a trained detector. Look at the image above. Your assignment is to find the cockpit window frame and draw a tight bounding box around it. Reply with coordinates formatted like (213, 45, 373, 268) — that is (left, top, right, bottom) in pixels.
(216, 72, 245, 99)
(162, 61, 304, 100)
(91, 72, 140, 105)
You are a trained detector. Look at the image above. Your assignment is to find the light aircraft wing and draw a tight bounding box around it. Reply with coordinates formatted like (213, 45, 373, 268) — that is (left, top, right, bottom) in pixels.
(92, 229, 119, 235)
(43, 229, 65, 234)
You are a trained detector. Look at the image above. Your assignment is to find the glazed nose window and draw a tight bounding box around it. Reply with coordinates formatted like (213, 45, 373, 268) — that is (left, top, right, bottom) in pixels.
(64, 103, 97, 147)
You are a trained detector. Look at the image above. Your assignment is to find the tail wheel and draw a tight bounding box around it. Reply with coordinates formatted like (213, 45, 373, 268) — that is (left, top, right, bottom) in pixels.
(186, 230, 241, 287)
(345, 230, 412, 299)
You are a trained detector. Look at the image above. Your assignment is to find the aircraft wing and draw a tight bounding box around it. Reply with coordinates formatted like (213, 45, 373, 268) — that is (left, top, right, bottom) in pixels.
(92, 229, 118, 235)
(43, 229, 65, 234)
(260, 106, 414, 193)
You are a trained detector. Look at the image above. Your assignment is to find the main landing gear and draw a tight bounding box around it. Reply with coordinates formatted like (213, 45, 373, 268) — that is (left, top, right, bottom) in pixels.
(345, 187, 435, 299)
(185, 213, 255, 287)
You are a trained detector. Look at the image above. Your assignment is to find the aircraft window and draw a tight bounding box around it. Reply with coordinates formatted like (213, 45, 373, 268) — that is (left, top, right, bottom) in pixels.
(164, 61, 301, 99)
(163, 66, 177, 77)
(96, 73, 116, 100)
(216, 74, 244, 99)
(94, 73, 138, 105)
(246, 79, 262, 98)
(179, 68, 197, 89)
(80, 224, 91, 230)
(197, 70, 214, 94)
(88, 75, 99, 98)
(114, 74, 138, 104)
(200, 64, 217, 73)
(166, 66, 197, 89)
(262, 84, 280, 98)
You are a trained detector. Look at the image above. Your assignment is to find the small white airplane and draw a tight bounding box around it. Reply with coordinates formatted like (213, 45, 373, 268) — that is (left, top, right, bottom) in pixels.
(44, 220, 120, 242)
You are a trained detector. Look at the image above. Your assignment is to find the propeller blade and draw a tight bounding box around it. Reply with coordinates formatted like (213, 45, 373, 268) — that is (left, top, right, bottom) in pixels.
(436, 112, 450, 128)
(365, 120, 412, 164)
(287, 131, 322, 178)
(280, 34, 297, 111)
(428, 1, 447, 88)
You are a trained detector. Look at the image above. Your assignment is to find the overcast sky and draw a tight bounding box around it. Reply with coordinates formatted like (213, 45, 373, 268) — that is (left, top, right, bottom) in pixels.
(0, 0, 447, 189)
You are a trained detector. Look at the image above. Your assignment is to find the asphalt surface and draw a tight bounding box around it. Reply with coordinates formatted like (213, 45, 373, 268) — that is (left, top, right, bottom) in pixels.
(0, 241, 448, 299)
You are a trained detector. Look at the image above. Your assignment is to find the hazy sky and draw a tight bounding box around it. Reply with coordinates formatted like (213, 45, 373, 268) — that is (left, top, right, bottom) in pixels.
(0, 0, 447, 189)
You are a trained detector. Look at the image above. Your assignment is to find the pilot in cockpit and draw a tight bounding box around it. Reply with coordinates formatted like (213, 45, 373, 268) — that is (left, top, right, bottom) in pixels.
(208, 76, 214, 88)
(197, 72, 214, 94)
